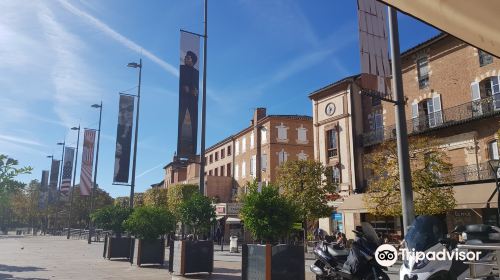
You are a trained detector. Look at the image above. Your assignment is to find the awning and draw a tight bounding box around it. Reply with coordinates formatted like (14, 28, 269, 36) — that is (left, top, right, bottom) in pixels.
(454, 182, 497, 209)
(380, 0, 500, 57)
(226, 217, 241, 224)
(337, 182, 498, 213)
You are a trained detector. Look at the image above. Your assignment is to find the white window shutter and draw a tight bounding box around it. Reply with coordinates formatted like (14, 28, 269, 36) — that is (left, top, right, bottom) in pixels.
(250, 132, 254, 149)
(241, 161, 246, 178)
(235, 164, 239, 179)
(471, 82, 480, 100)
(411, 103, 418, 118)
(261, 154, 267, 171)
(433, 95, 443, 125)
(251, 155, 256, 178)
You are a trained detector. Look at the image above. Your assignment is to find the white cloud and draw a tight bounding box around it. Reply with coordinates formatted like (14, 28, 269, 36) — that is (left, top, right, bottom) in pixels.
(0, 134, 47, 147)
(56, 0, 179, 77)
(137, 163, 164, 179)
(38, 4, 100, 128)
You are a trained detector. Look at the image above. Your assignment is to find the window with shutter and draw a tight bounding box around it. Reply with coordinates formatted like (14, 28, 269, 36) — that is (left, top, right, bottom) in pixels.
(261, 154, 267, 171)
(417, 57, 429, 89)
(261, 127, 267, 144)
(242, 137, 246, 153)
(250, 132, 254, 149)
(251, 155, 256, 178)
(235, 140, 239, 155)
(427, 95, 442, 128)
(235, 164, 239, 179)
(471, 82, 482, 116)
(276, 123, 288, 142)
(241, 161, 246, 178)
(491, 76, 500, 110)
(411, 103, 419, 131)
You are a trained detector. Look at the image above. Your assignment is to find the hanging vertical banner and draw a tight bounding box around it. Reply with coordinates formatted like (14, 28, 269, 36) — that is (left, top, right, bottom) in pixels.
(38, 170, 49, 209)
(80, 129, 96, 196)
(48, 160, 60, 203)
(60, 147, 75, 195)
(177, 31, 200, 159)
(357, 0, 391, 95)
(113, 95, 134, 183)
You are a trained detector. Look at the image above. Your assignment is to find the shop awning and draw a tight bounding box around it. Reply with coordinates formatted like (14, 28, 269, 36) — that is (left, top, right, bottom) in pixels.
(454, 182, 497, 209)
(337, 182, 498, 213)
(380, 0, 500, 57)
(226, 217, 241, 224)
(337, 194, 367, 213)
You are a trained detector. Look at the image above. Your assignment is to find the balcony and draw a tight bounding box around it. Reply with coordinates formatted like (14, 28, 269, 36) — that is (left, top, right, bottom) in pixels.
(448, 162, 497, 184)
(363, 95, 500, 147)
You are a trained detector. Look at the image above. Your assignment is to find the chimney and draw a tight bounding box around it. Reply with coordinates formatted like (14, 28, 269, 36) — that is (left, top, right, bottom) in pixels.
(253, 107, 267, 125)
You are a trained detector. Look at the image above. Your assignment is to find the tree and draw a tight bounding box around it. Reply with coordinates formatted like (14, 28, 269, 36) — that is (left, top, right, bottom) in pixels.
(114, 193, 144, 208)
(277, 160, 337, 237)
(166, 184, 198, 220)
(123, 206, 175, 240)
(91, 205, 131, 236)
(0, 155, 32, 231)
(143, 188, 168, 208)
(239, 182, 298, 243)
(363, 137, 456, 216)
(66, 185, 114, 229)
(179, 193, 215, 239)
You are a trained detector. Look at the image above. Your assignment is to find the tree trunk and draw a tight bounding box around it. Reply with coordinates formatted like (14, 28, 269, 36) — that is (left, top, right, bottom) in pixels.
(303, 217, 307, 253)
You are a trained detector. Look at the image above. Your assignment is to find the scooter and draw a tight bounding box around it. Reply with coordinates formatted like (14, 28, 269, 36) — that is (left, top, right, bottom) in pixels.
(310, 222, 389, 280)
(400, 216, 500, 280)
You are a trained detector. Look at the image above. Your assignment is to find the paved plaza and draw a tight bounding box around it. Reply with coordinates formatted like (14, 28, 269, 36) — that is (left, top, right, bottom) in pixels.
(0, 235, 400, 279)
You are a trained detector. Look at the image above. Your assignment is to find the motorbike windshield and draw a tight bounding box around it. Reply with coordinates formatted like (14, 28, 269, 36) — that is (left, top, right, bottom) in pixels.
(361, 222, 380, 245)
(405, 216, 445, 252)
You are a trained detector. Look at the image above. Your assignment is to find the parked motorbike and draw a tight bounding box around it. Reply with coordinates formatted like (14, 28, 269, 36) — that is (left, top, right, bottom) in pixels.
(310, 222, 389, 280)
(400, 216, 500, 280)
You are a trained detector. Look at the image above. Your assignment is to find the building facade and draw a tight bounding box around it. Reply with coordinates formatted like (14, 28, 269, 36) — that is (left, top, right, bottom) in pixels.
(313, 33, 500, 239)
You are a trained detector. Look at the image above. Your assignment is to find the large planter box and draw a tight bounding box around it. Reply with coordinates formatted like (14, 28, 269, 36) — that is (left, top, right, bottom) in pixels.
(169, 240, 214, 275)
(103, 236, 133, 260)
(134, 239, 165, 267)
(242, 244, 304, 280)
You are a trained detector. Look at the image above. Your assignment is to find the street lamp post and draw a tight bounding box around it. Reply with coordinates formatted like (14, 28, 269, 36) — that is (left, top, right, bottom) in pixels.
(127, 59, 142, 209)
(67, 125, 81, 239)
(88, 102, 103, 244)
(45, 155, 53, 234)
(488, 159, 500, 225)
(55, 141, 65, 230)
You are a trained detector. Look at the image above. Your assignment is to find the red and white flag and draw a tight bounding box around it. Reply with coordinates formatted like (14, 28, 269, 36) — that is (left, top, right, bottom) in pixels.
(80, 129, 96, 196)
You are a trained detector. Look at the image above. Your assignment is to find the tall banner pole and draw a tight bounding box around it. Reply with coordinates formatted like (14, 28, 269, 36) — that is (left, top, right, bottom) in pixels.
(88, 102, 103, 244)
(199, 0, 208, 195)
(67, 126, 81, 239)
(388, 7, 414, 233)
(130, 60, 142, 209)
(55, 142, 65, 229)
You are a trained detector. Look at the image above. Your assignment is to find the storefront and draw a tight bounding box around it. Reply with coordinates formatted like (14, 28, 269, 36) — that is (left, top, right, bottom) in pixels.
(337, 182, 499, 240)
(214, 203, 244, 241)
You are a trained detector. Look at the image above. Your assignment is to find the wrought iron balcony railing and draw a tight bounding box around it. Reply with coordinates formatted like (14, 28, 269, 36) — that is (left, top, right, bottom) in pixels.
(363, 95, 500, 147)
(448, 162, 496, 184)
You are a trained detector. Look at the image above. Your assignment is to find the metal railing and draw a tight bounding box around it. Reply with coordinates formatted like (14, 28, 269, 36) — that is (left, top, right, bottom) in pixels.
(449, 162, 496, 184)
(457, 243, 500, 279)
(65, 228, 111, 242)
(363, 95, 500, 147)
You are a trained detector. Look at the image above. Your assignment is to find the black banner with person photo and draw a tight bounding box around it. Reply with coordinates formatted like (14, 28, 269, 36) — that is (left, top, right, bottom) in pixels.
(113, 95, 135, 183)
(177, 31, 200, 159)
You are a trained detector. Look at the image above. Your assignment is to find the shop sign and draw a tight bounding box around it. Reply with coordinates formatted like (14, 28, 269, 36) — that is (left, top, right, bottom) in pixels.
(227, 203, 242, 215)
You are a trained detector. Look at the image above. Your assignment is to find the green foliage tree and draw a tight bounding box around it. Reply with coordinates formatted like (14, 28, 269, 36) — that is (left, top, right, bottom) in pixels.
(114, 193, 144, 208)
(123, 206, 175, 240)
(277, 160, 337, 236)
(363, 137, 456, 216)
(66, 185, 114, 229)
(143, 188, 168, 208)
(166, 184, 198, 219)
(239, 182, 298, 243)
(0, 155, 32, 231)
(91, 205, 131, 236)
(179, 193, 215, 239)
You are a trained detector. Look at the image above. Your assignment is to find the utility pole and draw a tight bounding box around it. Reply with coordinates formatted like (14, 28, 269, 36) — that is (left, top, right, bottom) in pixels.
(128, 59, 142, 209)
(199, 0, 208, 195)
(67, 125, 81, 239)
(388, 7, 415, 232)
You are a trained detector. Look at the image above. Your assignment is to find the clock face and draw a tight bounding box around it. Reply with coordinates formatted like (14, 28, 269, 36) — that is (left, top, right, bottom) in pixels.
(325, 103, 336, 116)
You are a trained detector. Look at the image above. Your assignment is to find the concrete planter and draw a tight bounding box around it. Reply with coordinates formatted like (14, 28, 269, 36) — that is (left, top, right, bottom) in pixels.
(103, 236, 133, 260)
(169, 240, 214, 275)
(134, 239, 165, 267)
(242, 244, 305, 280)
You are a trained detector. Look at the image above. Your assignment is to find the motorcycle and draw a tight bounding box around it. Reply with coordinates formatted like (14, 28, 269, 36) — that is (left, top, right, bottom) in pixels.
(400, 216, 500, 280)
(310, 222, 389, 280)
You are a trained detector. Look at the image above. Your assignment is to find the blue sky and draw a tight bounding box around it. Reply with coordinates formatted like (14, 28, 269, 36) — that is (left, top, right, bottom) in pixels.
(0, 0, 438, 198)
